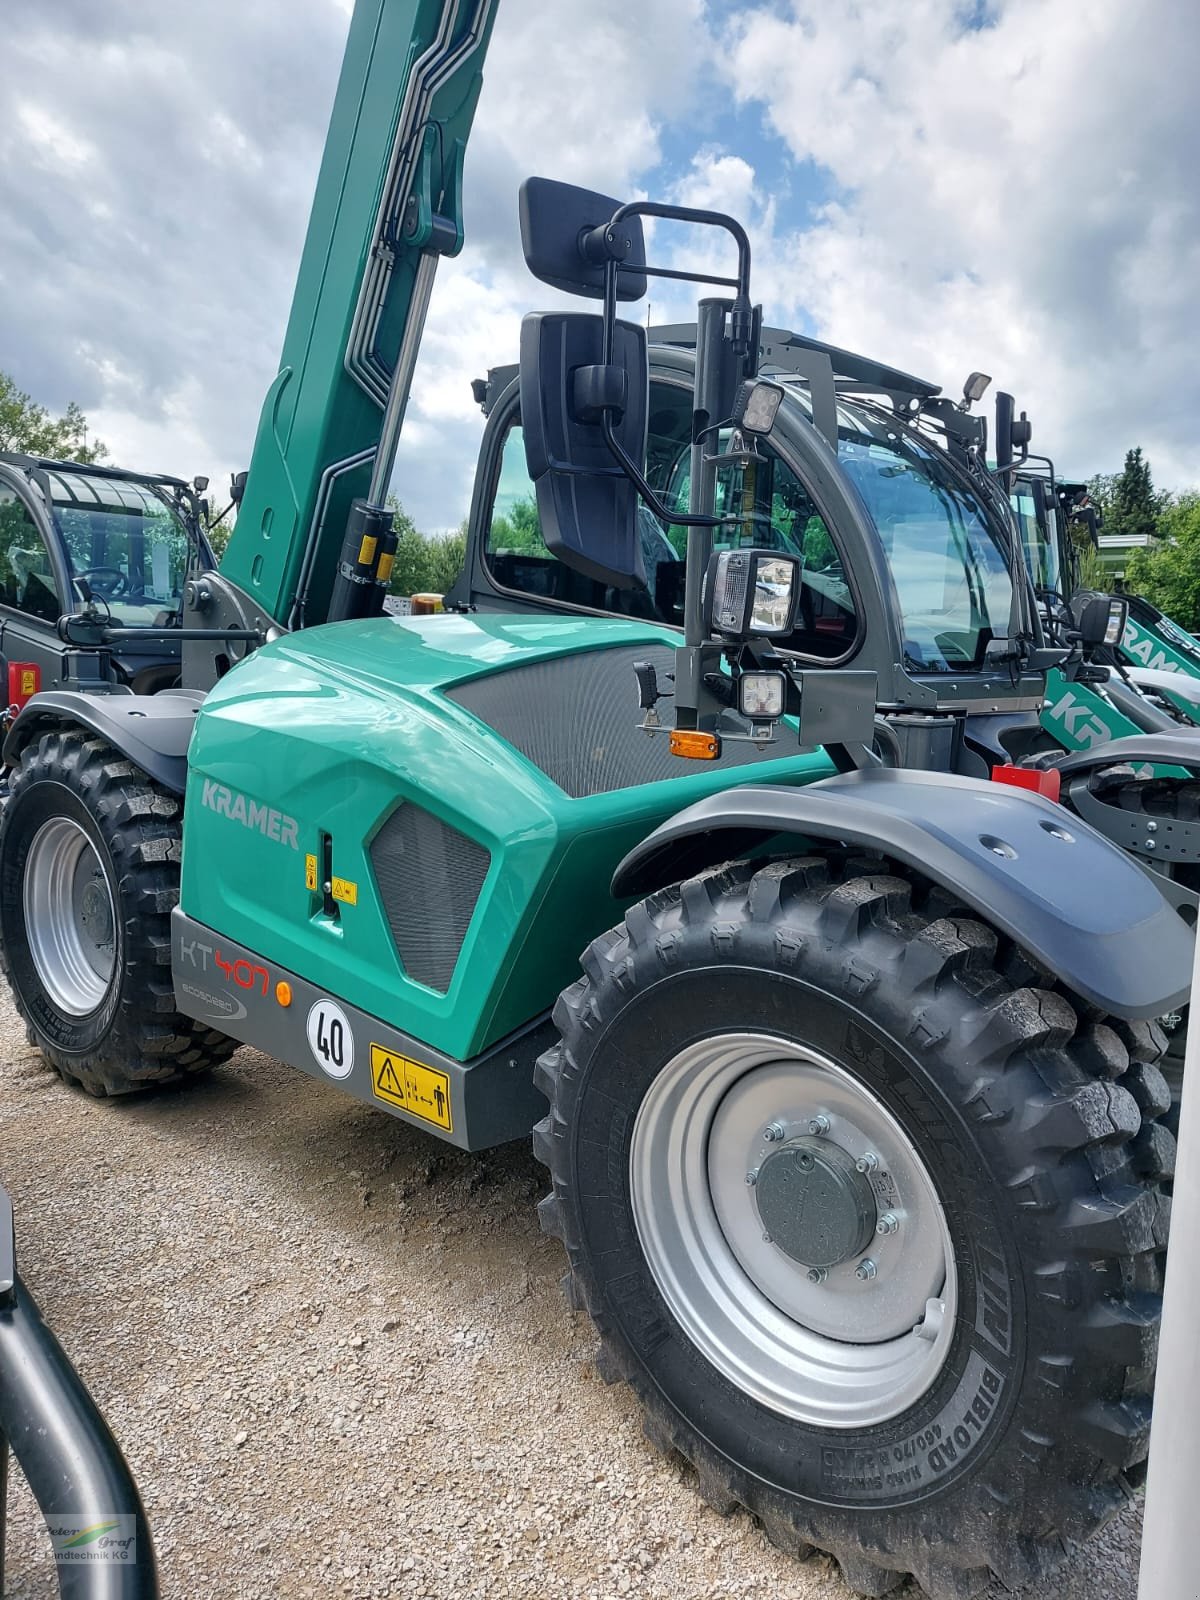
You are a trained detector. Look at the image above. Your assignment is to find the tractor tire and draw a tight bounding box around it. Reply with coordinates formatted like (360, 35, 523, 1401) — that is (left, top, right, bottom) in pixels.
(1083, 771, 1200, 1138)
(0, 729, 234, 1095)
(533, 853, 1172, 1600)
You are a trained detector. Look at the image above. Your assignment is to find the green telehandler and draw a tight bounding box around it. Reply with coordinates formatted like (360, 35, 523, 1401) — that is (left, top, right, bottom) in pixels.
(0, 3, 1190, 1596)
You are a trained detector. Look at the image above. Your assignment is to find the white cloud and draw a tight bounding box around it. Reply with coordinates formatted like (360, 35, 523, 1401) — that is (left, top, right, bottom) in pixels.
(1, 0, 1195, 540)
(0, 0, 716, 530)
(720, 0, 1200, 491)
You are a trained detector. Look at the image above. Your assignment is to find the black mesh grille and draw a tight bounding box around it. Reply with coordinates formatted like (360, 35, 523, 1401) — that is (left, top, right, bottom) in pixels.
(370, 805, 490, 992)
(446, 645, 788, 798)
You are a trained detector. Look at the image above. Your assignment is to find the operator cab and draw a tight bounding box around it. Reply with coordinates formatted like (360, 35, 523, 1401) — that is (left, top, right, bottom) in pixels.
(0, 453, 213, 714)
(458, 337, 1042, 714)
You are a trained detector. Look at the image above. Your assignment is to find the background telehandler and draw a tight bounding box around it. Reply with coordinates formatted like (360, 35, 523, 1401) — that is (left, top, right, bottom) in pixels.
(0, 3, 1191, 1596)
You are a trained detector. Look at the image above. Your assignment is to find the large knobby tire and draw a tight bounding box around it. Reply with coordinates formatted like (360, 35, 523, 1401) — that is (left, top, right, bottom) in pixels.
(0, 729, 234, 1095)
(533, 854, 1172, 1600)
(1079, 771, 1200, 1137)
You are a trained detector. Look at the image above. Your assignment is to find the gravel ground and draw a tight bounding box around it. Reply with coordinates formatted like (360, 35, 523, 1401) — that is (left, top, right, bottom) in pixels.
(0, 991, 1145, 1599)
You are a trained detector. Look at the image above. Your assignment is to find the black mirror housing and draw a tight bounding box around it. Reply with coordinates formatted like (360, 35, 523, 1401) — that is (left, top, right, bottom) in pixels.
(1072, 592, 1128, 649)
(519, 312, 648, 589)
(519, 177, 647, 301)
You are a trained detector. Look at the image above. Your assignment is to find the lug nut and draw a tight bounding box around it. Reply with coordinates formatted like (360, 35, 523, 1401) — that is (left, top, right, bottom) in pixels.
(745, 1170, 758, 1187)
(855, 1259, 878, 1281)
(806, 1267, 827, 1285)
(809, 1114, 830, 1137)
(855, 1152, 879, 1174)
(764, 1121, 786, 1142)
(876, 1213, 899, 1236)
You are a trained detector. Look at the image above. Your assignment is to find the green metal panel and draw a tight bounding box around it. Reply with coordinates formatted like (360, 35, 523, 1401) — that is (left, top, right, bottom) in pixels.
(220, 0, 496, 627)
(180, 615, 834, 1061)
(1040, 667, 1187, 776)
(1119, 613, 1200, 678)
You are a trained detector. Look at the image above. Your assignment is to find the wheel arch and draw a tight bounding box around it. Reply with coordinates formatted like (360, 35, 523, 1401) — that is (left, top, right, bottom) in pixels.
(612, 766, 1193, 1022)
(3, 690, 204, 796)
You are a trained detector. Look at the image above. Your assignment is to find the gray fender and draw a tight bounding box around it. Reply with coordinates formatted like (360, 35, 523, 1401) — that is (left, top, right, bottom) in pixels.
(1052, 731, 1200, 778)
(611, 766, 1193, 1020)
(3, 691, 204, 796)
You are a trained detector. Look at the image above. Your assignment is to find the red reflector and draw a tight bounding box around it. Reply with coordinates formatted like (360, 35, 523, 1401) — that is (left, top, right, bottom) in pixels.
(6, 662, 40, 710)
(991, 763, 1061, 803)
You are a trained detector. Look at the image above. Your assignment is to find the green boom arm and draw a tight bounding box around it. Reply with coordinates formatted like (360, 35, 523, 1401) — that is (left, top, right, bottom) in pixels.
(220, 0, 499, 629)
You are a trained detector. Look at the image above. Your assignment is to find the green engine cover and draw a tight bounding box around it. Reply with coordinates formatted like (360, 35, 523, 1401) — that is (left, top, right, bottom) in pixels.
(181, 614, 833, 1062)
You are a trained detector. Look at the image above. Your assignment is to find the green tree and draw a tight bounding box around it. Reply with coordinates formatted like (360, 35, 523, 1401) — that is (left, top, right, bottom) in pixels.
(384, 497, 432, 597)
(205, 513, 234, 562)
(0, 370, 108, 463)
(426, 527, 467, 593)
(1105, 447, 1161, 546)
(489, 495, 546, 556)
(1086, 472, 1119, 519)
(1125, 493, 1200, 628)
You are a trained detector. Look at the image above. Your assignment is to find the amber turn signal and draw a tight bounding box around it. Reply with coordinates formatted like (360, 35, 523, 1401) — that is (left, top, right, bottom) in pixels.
(669, 729, 720, 761)
(275, 981, 293, 1007)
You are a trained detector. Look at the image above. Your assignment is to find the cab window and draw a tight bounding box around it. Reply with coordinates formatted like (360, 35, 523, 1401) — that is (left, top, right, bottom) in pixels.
(483, 383, 858, 659)
(45, 472, 189, 626)
(0, 485, 61, 622)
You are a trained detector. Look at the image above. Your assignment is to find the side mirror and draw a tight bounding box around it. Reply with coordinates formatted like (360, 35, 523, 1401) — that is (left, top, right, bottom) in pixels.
(230, 470, 248, 508)
(1074, 505, 1101, 549)
(1072, 592, 1127, 649)
(519, 312, 648, 589)
(519, 178, 647, 301)
(1030, 477, 1050, 528)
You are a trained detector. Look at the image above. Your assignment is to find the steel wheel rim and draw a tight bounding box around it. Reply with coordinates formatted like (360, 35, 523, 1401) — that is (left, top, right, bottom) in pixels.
(629, 1032, 957, 1428)
(24, 817, 117, 1016)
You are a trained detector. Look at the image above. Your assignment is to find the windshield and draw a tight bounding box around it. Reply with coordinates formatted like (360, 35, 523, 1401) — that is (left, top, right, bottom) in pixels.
(782, 387, 1015, 672)
(1012, 482, 1062, 595)
(44, 471, 190, 626)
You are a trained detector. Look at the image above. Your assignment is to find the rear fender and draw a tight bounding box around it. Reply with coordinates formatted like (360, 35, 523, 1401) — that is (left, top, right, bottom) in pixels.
(3, 690, 203, 795)
(612, 766, 1192, 1020)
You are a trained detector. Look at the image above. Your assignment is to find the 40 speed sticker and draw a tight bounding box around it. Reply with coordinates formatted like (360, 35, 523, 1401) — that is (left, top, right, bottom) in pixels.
(306, 999, 355, 1079)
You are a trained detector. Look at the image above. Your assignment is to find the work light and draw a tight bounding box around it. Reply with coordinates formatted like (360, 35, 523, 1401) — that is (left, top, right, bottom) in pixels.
(705, 549, 800, 640)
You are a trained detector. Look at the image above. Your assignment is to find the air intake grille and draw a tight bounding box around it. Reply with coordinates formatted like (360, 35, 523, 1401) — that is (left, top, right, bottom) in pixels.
(447, 645, 788, 798)
(370, 804, 490, 992)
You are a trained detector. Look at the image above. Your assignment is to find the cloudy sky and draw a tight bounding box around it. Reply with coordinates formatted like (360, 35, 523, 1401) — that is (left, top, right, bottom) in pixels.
(1, 0, 1197, 530)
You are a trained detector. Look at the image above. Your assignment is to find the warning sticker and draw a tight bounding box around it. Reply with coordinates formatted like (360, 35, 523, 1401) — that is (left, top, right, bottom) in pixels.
(370, 1044, 452, 1131)
(305, 854, 318, 891)
(331, 876, 358, 906)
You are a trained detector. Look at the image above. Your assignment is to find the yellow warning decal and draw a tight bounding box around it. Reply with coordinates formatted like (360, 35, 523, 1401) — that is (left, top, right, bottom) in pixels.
(331, 876, 358, 906)
(357, 533, 379, 567)
(371, 1045, 452, 1131)
(19, 668, 37, 697)
(376, 552, 394, 584)
(305, 853, 319, 891)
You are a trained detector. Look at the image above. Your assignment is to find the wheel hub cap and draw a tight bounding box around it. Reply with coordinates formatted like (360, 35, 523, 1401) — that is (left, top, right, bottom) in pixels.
(755, 1136, 878, 1269)
(629, 1033, 957, 1428)
(23, 817, 116, 1016)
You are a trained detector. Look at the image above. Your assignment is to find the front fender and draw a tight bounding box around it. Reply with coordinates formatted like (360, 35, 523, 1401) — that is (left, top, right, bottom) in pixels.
(612, 767, 1192, 1021)
(3, 690, 203, 795)
(1052, 730, 1200, 778)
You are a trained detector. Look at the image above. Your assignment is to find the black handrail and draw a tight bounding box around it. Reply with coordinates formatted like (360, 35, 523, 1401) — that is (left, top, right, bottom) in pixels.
(0, 1187, 158, 1598)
